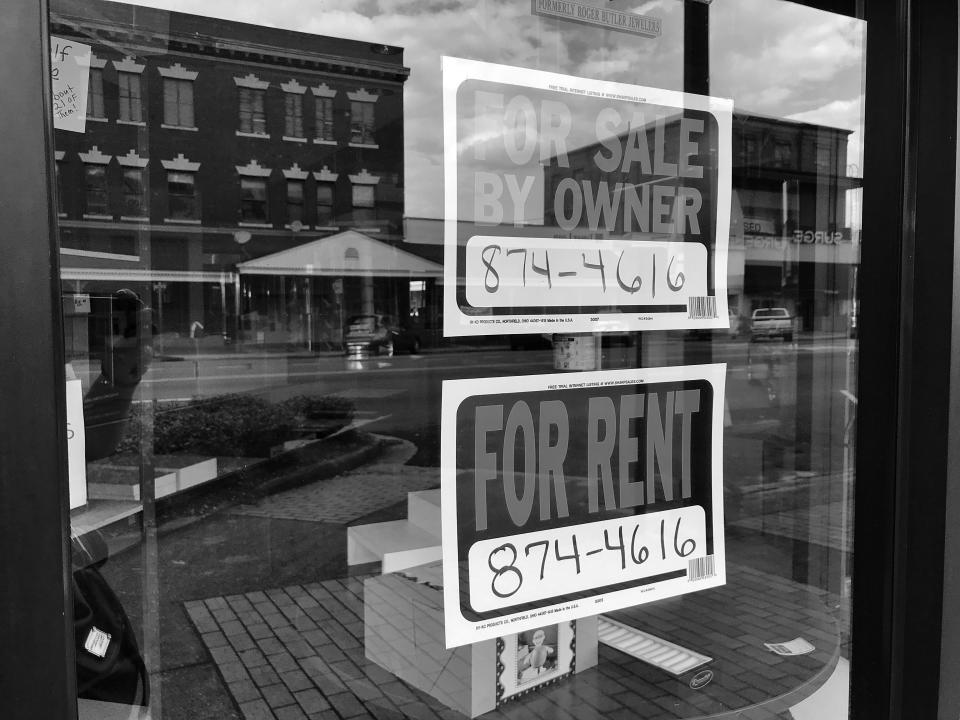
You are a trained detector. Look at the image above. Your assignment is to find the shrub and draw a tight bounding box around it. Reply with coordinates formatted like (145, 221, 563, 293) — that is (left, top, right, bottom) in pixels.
(113, 393, 354, 458)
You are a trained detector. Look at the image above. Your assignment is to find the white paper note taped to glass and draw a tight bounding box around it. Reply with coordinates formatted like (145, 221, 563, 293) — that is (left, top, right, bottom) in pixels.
(51, 36, 92, 133)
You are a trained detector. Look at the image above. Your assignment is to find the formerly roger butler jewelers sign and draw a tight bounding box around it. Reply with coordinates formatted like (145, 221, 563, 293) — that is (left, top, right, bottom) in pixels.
(531, 0, 662, 38)
(442, 57, 733, 336)
(441, 364, 726, 647)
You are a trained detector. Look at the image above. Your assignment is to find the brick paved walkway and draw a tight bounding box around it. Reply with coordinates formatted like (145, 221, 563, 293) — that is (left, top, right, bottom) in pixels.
(729, 501, 852, 553)
(230, 465, 439, 525)
(186, 562, 840, 720)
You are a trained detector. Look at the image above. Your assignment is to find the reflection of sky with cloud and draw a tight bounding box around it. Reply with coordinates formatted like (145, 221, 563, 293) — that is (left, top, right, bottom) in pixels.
(121, 0, 865, 215)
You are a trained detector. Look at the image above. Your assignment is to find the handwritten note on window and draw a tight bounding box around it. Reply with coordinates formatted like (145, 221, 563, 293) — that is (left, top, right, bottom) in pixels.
(51, 36, 91, 133)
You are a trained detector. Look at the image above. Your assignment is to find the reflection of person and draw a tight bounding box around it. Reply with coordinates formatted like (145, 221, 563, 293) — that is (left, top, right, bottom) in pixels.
(84, 289, 154, 460)
(517, 628, 556, 681)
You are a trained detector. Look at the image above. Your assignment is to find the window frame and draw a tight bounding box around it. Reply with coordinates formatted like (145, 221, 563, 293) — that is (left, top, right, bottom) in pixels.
(284, 92, 304, 138)
(87, 66, 105, 120)
(162, 76, 195, 128)
(349, 99, 374, 145)
(286, 178, 304, 224)
(238, 86, 267, 135)
(5, 1, 958, 719)
(117, 70, 143, 123)
(316, 181, 335, 226)
(121, 166, 148, 218)
(315, 96, 335, 142)
(83, 163, 108, 216)
(240, 176, 270, 224)
(166, 170, 200, 220)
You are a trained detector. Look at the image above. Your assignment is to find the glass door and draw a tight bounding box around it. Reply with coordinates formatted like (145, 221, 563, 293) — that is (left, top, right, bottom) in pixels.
(50, 0, 864, 717)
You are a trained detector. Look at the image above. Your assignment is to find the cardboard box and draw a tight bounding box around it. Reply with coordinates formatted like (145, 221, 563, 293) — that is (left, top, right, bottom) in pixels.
(364, 565, 598, 718)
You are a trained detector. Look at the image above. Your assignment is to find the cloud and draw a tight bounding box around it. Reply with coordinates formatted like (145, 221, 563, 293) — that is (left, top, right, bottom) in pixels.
(787, 96, 865, 172)
(712, 1, 865, 116)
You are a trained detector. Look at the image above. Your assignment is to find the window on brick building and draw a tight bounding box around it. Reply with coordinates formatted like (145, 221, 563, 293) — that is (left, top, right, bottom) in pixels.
(240, 177, 269, 223)
(122, 168, 148, 217)
(316, 182, 335, 226)
(118, 71, 143, 123)
(239, 87, 267, 134)
(167, 171, 199, 219)
(163, 78, 195, 127)
(87, 67, 105, 119)
(349, 101, 375, 144)
(84, 165, 108, 215)
(315, 97, 334, 141)
(284, 93, 304, 138)
(286, 180, 304, 224)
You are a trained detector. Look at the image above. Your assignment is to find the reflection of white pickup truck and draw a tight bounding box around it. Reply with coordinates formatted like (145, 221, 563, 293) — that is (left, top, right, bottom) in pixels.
(750, 307, 793, 342)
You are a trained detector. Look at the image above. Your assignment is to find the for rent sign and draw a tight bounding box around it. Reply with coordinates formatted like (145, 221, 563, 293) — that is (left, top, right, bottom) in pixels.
(441, 364, 726, 647)
(442, 57, 733, 336)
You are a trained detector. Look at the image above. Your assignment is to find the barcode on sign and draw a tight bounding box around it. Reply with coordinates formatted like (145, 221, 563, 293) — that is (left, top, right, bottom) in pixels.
(688, 555, 716, 582)
(687, 296, 718, 319)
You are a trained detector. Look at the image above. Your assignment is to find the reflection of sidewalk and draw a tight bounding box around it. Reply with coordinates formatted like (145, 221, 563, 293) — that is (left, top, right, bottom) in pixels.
(95, 437, 845, 720)
(231, 464, 438, 525)
(186, 561, 841, 720)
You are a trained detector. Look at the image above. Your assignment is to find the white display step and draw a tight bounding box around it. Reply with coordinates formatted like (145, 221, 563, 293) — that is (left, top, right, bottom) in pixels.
(598, 615, 712, 675)
(347, 519, 441, 573)
(407, 488, 441, 536)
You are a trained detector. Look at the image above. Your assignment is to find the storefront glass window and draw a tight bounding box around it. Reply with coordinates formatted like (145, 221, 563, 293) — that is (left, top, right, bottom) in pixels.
(53, 1, 864, 718)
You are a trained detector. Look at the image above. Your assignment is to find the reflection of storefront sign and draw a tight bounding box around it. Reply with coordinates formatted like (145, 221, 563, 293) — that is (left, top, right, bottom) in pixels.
(441, 364, 726, 647)
(742, 217, 776, 235)
(744, 229, 851, 249)
(531, 0, 662, 38)
(443, 57, 733, 336)
(744, 236, 787, 250)
(792, 229, 850, 244)
(51, 36, 91, 133)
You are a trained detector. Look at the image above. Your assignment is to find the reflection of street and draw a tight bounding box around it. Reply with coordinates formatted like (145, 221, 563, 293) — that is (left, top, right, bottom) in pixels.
(115, 338, 857, 565)
(120, 339, 855, 460)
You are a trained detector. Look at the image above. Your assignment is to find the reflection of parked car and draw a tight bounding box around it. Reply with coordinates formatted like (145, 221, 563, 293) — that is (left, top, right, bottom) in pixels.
(750, 307, 793, 342)
(344, 314, 420, 357)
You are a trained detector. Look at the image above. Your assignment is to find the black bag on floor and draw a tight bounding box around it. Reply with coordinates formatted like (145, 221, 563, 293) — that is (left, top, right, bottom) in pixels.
(73, 540, 149, 706)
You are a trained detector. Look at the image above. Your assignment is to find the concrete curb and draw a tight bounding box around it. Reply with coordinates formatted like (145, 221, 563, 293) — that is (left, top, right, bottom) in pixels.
(155, 430, 387, 531)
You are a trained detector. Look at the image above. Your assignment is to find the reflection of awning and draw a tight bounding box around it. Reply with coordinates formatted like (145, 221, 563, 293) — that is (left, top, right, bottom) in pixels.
(236, 230, 443, 278)
(60, 268, 234, 283)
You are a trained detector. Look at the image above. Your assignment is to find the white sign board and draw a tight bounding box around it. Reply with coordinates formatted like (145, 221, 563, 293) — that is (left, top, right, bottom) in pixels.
(66, 377, 88, 509)
(51, 36, 91, 133)
(441, 364, 726, 647)
(442, 57, 733, 336)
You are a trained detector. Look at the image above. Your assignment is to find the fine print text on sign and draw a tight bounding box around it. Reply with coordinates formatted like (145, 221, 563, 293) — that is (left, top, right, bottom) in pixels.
(442, 57, 733, 336)
(51, 36, 91, 133)
(441, 364, 726, 647)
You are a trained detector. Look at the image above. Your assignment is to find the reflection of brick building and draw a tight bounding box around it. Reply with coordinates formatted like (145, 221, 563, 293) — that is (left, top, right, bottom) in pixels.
(52, 0, 429, 349)
(543, 112, 858, 332)
(730, 113, 858, 332)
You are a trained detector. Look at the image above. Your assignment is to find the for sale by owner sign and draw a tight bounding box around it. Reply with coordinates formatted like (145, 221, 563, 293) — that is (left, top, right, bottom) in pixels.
(441, 364, 726, 647)
(442, 57, 733, 337)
